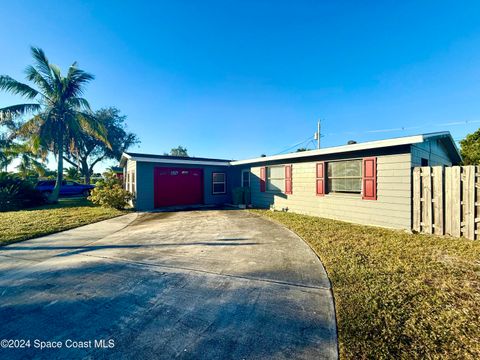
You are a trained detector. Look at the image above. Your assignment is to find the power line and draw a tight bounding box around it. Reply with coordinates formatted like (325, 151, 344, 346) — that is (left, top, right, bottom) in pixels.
(323, 119, 480, 138)
(273, 135, 315, 155)
(271, 118, 476, 156)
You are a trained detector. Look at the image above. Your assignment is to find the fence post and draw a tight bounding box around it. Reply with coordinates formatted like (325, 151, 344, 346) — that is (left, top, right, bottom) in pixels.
(462, 166, 475, 240)
(422, 167, 433, 234)
(445, 167, 452, 235)
(476, 166, 480, 240)
(432, 166, 444, 235)
(451, 166, 461, 237)
(413, 167, 421, 232)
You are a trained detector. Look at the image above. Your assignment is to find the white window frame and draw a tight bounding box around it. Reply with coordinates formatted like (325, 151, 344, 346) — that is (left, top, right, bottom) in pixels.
(266, 165, 285, 192)
(212, 172, 226, 195)
(327, 159, 362, 194)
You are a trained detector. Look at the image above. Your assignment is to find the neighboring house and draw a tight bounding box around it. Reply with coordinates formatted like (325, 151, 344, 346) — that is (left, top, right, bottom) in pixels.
(120, 131, 461, 229)
(110, 166, 124, 181)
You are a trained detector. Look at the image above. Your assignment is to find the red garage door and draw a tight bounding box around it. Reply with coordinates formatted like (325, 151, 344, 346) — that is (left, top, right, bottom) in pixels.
(154, 167, 203, 208)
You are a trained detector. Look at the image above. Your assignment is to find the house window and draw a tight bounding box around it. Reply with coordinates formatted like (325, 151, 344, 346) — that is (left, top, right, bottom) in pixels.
(327, 159, 362, 194)
(126, 172, 130, 190)
(242, 170, 250, 188)
(267, 166, 285, 192)
(212, 172, 226, 194)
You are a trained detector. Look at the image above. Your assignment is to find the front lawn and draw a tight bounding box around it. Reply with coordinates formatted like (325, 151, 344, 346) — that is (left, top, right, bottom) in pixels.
(0, 198, 128, 246)
(252, 210, 480, 360)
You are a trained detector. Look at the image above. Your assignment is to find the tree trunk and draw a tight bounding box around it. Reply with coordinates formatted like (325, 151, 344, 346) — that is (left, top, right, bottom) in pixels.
(82, 160, 91, 184)
(49, 140, 64, 203)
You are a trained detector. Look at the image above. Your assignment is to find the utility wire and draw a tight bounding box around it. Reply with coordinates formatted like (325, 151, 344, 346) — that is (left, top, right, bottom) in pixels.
(273, 135, 315, 155)
(271, 119, 476, 156)
(323, 119, 480, 138)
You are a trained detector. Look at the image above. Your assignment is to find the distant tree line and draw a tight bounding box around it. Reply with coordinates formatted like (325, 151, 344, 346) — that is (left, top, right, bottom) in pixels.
(164, 146, 189, 157)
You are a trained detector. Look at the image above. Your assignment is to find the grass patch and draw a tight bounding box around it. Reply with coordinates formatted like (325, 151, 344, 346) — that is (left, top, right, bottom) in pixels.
(252, 210, 480, 359)
(0, 197, 128, 246)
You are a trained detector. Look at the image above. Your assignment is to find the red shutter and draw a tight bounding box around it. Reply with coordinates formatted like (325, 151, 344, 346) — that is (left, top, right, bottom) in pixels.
(362, 157, 377, 200)
(285, 165, 292, 194)
(260, 167, 266, 192)
(316, 162, 325, 196)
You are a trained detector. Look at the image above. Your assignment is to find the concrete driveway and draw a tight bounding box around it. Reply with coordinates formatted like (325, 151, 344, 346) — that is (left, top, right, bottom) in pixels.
(0, 209, 337, 359)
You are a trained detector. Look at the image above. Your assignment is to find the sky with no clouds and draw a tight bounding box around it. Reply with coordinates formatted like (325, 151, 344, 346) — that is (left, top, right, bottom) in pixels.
(1, 1, 480, 171)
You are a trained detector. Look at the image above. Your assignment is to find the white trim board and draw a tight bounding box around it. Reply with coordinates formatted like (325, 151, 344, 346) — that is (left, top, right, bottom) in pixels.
(231, 132, 452, 165)
(123, 156, 231, 167)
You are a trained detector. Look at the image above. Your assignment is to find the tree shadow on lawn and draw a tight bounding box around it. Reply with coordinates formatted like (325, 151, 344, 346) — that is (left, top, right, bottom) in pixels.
(0, 259, 337, 360)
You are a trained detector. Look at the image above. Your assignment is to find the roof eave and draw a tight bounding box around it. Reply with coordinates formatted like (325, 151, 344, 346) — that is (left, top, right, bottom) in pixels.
(121, 154, 230, 167)
(432, 133, 462, 164)
(119, 152, 132, 167)
(231, 134, 426, 166)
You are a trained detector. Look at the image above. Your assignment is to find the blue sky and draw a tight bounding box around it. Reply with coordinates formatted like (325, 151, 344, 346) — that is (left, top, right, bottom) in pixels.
(1, 1, 480, 170)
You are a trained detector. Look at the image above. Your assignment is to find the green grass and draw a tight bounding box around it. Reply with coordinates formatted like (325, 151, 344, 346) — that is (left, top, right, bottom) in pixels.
(0, 198, 128, 246)
(252, 210, 480, 360)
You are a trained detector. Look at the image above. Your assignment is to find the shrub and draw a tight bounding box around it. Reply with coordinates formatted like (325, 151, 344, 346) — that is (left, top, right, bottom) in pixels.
(0, 172, 46, 211)
(88, 171, 133, 210)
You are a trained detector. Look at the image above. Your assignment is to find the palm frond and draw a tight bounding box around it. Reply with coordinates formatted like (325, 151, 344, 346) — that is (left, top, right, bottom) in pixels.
(49, 63, 63, 92)
(64, 65, 95, 98)
(0, 114, 16, 130)
(16, 114, 45, 140)
(37, 114, 60, 151)
(0, 75, 39, 99)
(31, 158, 48, 176)
(16, 152, 47, 177)
(24, 65, 53, 97)
(68, 97, 91, 111)
(77, 112, 110, 148)
(30, 47, 53, 83)
(0, 103, 41, 123)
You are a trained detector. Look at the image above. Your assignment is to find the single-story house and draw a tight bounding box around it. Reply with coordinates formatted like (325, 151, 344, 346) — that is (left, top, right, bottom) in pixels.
(120, 131, 461, 229)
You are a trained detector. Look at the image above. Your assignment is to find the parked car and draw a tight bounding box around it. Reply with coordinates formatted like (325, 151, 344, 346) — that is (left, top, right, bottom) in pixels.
(36, 180, 95, 197)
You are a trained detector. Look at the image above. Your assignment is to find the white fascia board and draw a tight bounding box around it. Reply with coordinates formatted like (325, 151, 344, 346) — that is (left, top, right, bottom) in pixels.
(119, 152, 132, 167)
(129, 156, 231, 167)
(231, 134, 426, 166)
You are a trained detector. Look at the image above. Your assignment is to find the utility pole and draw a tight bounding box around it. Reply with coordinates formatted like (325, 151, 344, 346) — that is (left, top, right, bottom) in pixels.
(314, 120, 321, 149)
(317, 120, 321, 149)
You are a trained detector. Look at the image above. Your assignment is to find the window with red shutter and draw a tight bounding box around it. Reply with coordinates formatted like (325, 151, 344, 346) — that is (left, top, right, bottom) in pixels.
(285, 165, 292, 194)
(362, 157, 377, 200)
(260, 167, 266, 192)
(316, 162, 325, 196)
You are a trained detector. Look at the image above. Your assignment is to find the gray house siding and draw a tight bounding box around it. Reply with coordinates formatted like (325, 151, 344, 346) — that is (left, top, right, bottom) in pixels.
(134, 161, 238, 210)
(249, 152, 412, 229)
(246, 139, 457, 229)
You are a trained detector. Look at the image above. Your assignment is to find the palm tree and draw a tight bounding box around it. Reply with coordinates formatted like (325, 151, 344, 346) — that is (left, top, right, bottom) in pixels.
(0, 134, 13, 171)
(64, 167, 81, 182)
(0, 47, 107, 201)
